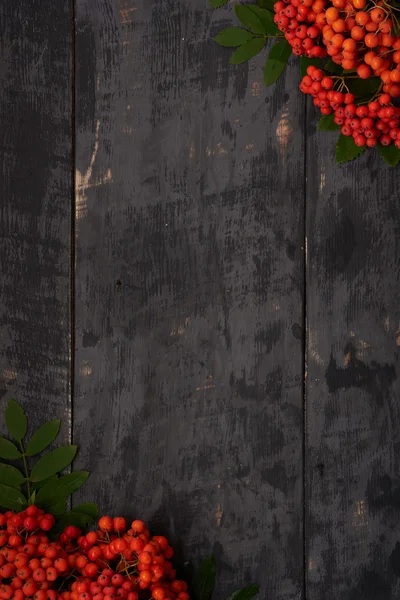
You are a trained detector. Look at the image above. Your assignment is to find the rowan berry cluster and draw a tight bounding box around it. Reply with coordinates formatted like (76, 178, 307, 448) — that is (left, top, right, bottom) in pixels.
(273, 0, 328, 57)
(301, 65, 400, 146)
(0, 508, 190, 600)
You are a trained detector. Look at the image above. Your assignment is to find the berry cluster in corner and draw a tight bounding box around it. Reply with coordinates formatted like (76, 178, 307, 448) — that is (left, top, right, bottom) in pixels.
(301, 66, 400, 146)
(0, 508, 189, 600)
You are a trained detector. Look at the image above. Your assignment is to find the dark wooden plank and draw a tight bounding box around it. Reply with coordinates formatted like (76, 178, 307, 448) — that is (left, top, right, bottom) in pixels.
(74, 1, 305, 597)
(306, 127, 400, 599)
(0, 2, 72, 439)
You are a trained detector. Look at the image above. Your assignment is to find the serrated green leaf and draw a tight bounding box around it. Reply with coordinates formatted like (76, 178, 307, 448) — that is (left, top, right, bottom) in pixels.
(263, 39, 291, 86)
(247, 5, 280, 35)
(318, 114, 341, 131)
(0, 483, 28, 511)
(72, 503, 99, 519)
(336, 134, 365, 164)
(345, 76, 381, 98)
(0, 463, 25, 488)
(30, 445, 77, 482)
(215, 27, 253, 47)
(36, 471, 90, 508)
(210, 0, 228, 6)
(5, 400, 27, 442)
(0, 437, 22, 460)
(226, 584, 260, 600)
(300, 56, 323, 78)
(230, 38, 266, 65)
(258, 0, 276, 10)
(377, 143, 400, 166)
(235, 5, 266, 34)
(194, 556, 217, 600)
(26, 420, 61, 456)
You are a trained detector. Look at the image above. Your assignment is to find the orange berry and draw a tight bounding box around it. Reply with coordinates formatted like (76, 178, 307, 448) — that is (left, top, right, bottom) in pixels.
(333, 0, 346, 7)
(389, 83, 400, 96)
(342, 59, 356, 69)
(380, 22, 392, 34)
(365, 20, 379, 31)
(332, 18, 346, 32)
(353, 0, 366, 8)
(390, 70, 400, 82)
(98, 516, 113, 532)
(326, 7, 339, 22)
(357, 63, 371, 78)
(381, 70, 392, 83)
(381, 33, 394, 46)
(342, 50, 357, 59)
(355, 11, 369, 25)
(364, 32, 380, 47)
(371, 56, 384, 70)
(312, 0, 325, 12)
(393, 50, 400, 63)
(331, 33, 345, 46)
(343, 38, 357, 51)
(351, 25, 365, 40)
(370, 7, 385, 22)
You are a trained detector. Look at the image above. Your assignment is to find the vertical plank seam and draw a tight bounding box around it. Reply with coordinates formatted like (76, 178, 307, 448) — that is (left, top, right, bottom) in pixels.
(302, 96, 308, 600)
(70, 0, 76, 511)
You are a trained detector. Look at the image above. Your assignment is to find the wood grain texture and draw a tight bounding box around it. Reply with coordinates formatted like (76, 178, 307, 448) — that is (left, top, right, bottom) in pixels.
(74, 1, 305, 597)
(0, 1, 72, 439)
(306, 122, 400, 599)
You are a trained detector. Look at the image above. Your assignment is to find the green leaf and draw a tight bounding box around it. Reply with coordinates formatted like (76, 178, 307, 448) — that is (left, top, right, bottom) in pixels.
(72, 503, 99, 519)
(32, 475, 59, 491)
(215, 27, 253, 47)
(29, 490, 37, 506)
(47, 498, 66, 518)
(30, 445, 77, 482)
(230, 38, 266, 65)
(57, 509, 96, 530)
(0, 463, 25, 488)
(26, 419, 61, 456)
(300, 56, 323, 78)
(336, 134, 365, 164)
(325, 60, 344, 75)
(36, 471, 90, 508)
(345, 76, 381, 98)
(377, 144, 400, 166)
(226, 585, 260, 600)
(247, 5, 280, 35)
(258, 0, 276, 10)
(235, 5, 266, 34)
(263, 39, 291, 86)
(210, 0, 228, 6)
(0, 437, 22, 460)
(0, 483, 28, 511)
(194, 556, 217, 600)
(318, 114, 341, 131)
(5, 400, 27, 442)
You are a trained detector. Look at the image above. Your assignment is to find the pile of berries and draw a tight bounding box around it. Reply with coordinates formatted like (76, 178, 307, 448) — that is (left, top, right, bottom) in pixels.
(0, 508, 190, 600)
(301, 65, 400, 146)
(273, 0, 400, 147)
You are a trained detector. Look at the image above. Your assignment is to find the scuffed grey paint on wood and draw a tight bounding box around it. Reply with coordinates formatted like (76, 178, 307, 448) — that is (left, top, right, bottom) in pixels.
(73, 1, 304, 598)
(1, 1, 400, 599)
(0, 2, 72, 442)
(306, 121, 400, 599)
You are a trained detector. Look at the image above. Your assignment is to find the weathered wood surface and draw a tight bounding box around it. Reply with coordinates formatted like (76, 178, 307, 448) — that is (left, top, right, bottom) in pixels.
(73, 1, 305, 598)
(2, 1, 400, 599)
(306, 126, 400, 599)
(0, 2, 72, 442)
